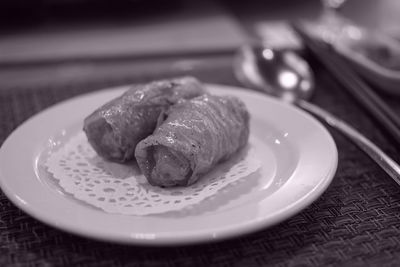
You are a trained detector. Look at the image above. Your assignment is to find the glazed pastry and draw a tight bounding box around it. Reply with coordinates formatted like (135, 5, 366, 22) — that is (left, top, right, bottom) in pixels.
(83, 77, 206, 162)
(135, 94, 250, 187)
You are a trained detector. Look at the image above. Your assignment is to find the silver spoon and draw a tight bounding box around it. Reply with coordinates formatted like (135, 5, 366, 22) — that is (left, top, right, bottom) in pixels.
(234, 44, 400, 184)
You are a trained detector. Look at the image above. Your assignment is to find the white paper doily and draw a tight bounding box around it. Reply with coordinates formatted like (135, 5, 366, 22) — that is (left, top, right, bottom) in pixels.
(45, 132, 261, 215)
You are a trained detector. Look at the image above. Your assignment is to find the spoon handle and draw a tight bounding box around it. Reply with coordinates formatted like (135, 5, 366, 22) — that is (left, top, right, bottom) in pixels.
(298, 100, 400, 184)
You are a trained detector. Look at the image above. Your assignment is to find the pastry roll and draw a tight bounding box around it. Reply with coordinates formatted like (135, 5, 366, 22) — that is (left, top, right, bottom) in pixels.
(135, 94, 250, 187)
(83, 77, 206, 162)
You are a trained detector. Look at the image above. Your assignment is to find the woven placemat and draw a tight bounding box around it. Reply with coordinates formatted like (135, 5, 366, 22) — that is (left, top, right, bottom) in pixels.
(1, 61, 400, 267)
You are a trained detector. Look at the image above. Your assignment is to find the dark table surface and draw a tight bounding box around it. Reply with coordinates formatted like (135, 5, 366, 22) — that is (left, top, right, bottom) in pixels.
(2, 1, 400, 266)
(1, 51, 400, 267)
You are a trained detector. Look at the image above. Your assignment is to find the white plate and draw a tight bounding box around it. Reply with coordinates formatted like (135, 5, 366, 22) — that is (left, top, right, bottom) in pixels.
(0, 84, 337, 245)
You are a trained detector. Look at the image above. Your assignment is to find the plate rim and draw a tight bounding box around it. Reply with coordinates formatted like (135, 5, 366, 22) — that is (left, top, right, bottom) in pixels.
(0, 83, 338, 245)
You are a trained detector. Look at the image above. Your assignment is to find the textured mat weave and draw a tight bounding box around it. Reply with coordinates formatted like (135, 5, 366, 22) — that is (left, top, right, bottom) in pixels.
(1, 59, 400, 267)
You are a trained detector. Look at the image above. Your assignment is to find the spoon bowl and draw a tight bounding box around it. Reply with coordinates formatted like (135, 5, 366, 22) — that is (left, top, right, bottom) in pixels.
(234, 45, 314, 103)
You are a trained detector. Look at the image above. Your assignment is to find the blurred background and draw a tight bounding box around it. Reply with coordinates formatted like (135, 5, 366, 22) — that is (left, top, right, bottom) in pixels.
(1, 0, 399, 88)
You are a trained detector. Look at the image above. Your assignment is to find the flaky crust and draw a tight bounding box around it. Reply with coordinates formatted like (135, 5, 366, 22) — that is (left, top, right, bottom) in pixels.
(135, 94, 250, 187)
(83, 77, 206, 162)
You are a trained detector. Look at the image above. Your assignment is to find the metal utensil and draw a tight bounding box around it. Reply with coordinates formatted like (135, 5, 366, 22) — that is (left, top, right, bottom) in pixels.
(233, 44, 400, 184)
